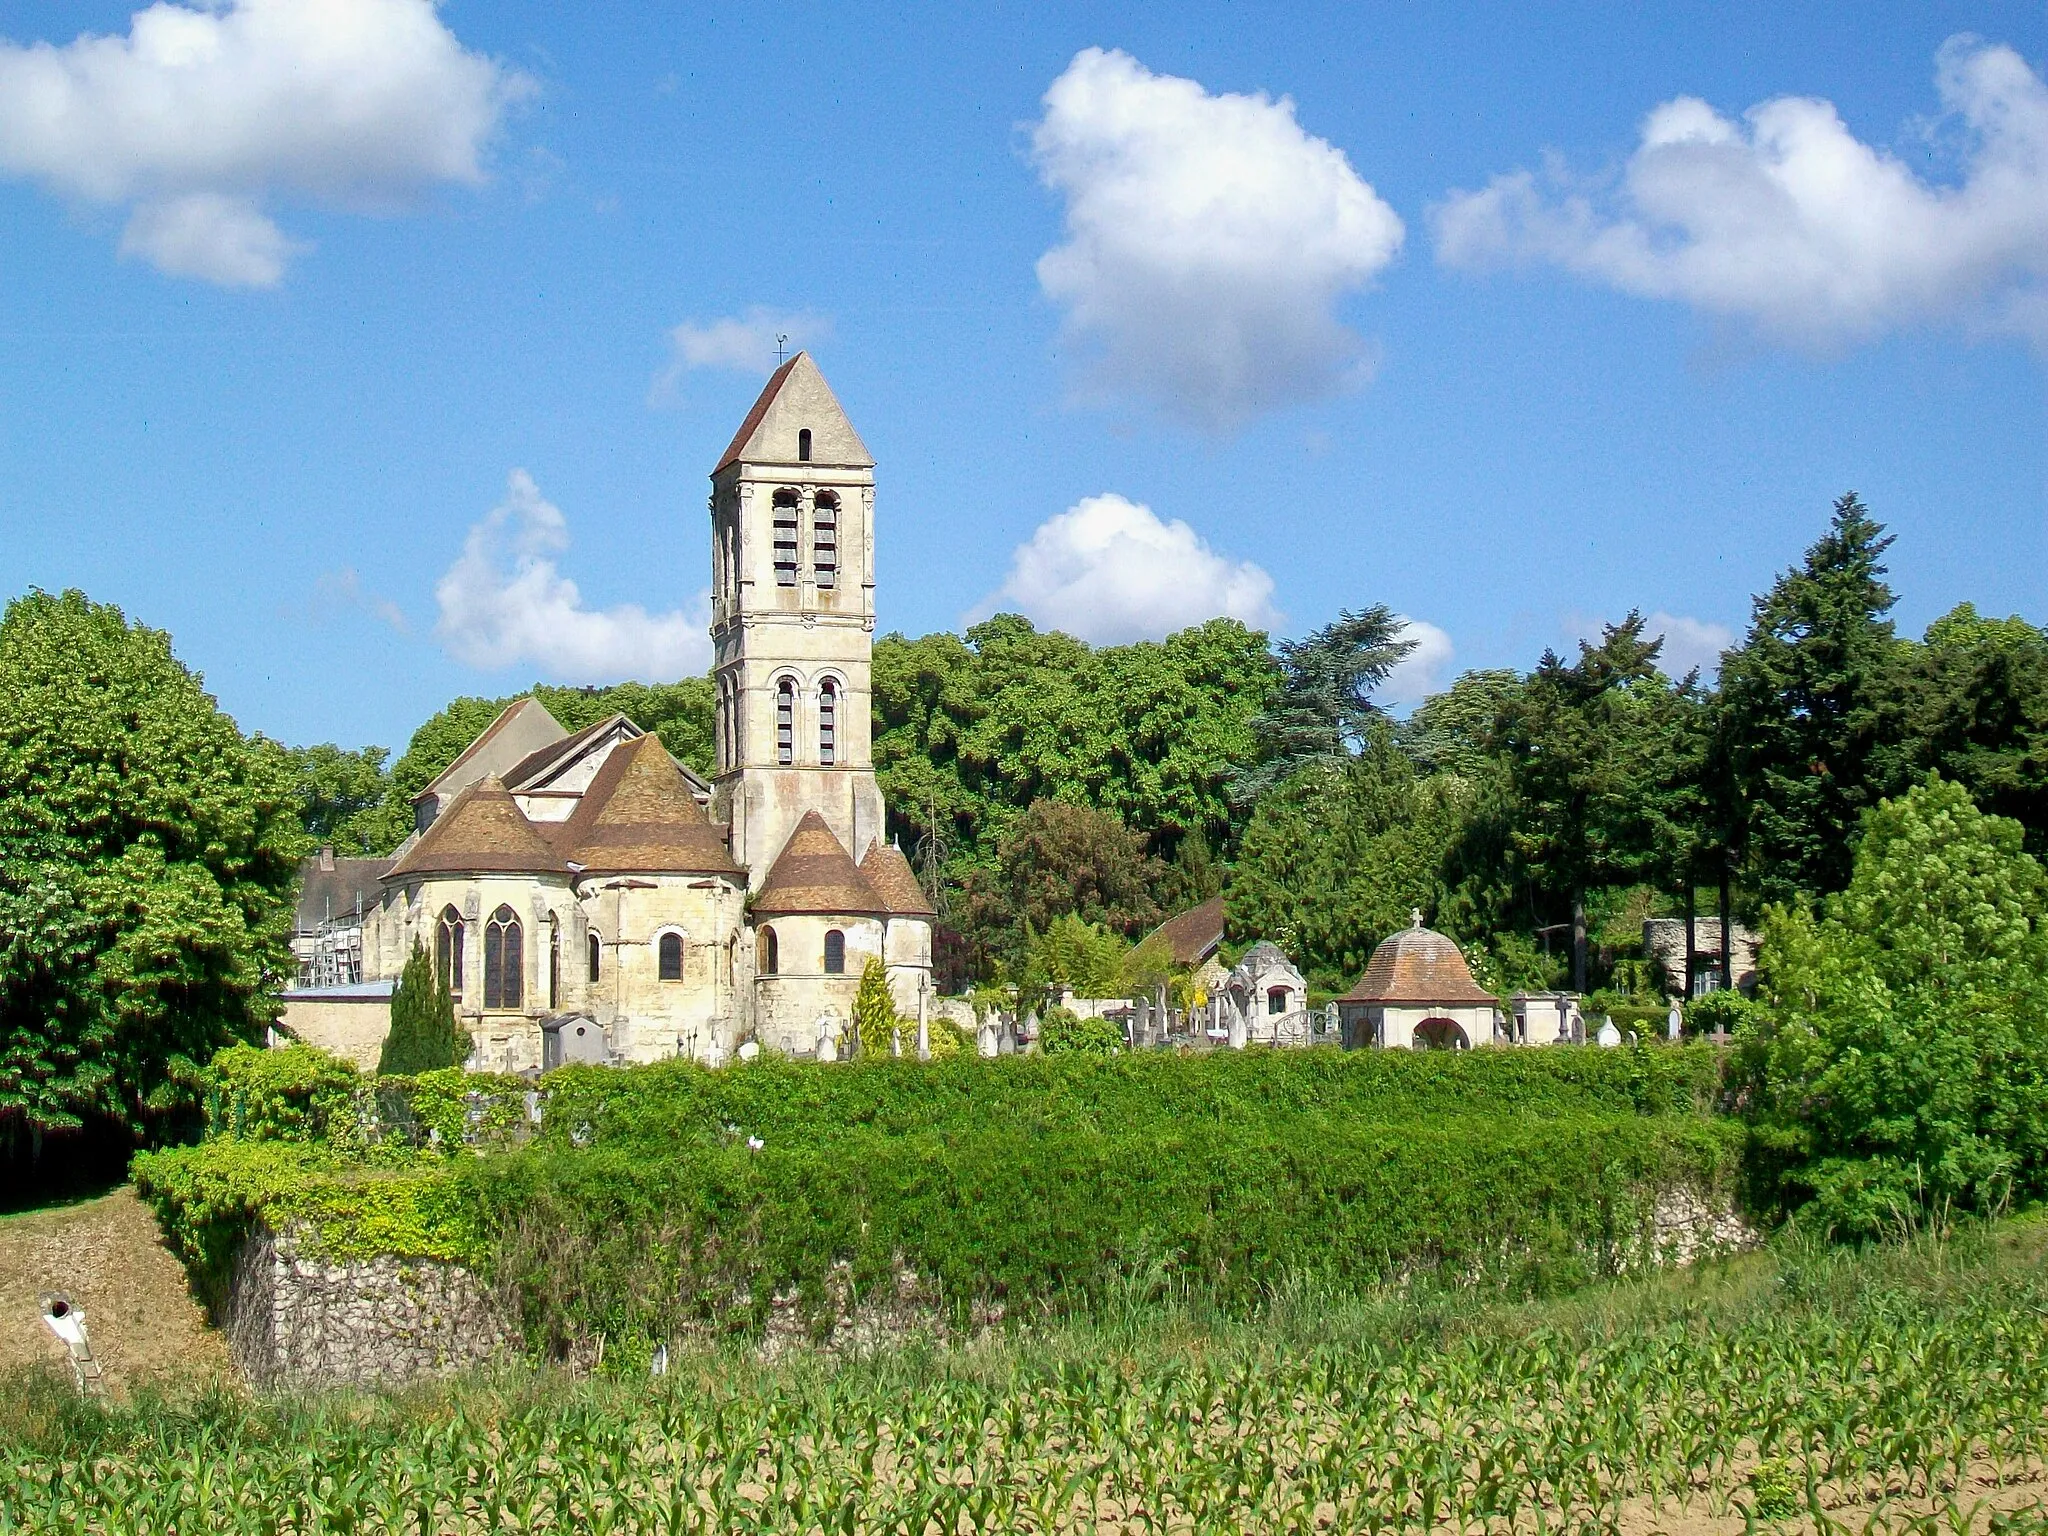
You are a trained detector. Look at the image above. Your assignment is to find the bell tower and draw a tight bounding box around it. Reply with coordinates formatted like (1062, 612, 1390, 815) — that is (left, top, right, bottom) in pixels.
(707, 353, 885, 883)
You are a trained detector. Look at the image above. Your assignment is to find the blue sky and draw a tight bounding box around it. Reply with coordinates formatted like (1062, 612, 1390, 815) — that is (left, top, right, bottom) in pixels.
(0, 0, 2041, 753)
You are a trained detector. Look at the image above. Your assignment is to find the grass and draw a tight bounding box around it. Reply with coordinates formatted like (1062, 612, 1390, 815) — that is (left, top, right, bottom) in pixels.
(6, 1215, 2048, 1533)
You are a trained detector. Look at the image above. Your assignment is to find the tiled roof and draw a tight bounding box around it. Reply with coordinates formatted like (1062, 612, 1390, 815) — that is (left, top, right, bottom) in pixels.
(1340, 921, 1498, 1005)
(752, 810, 888, 916)
(858, 841, 936, 917)
(1145, 895, 1227, 966)
(503, 712, 634, 791)
(386, 776, 565, 880)
(295, 854, 393, 930)
(561, 735, 740, 878)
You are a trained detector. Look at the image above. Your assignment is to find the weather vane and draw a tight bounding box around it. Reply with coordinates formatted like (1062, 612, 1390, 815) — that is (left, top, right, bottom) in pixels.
(775, 333, 789, 365)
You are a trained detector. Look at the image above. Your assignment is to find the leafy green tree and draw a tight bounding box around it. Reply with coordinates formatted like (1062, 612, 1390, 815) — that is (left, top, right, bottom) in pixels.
(0, 590, 304, 1154)
(852, 957, 903, 1057)
(1027, 913, 1131, 999)
(1731, 776, 2048, 1236)
(1231, 604, 1413, 806)
(377, 939, 468, 1076)
(1902, 604, 2048, 857)
(272, 741, 405, 856)
(1397, 669, 1522, 778)
(1716, 494, 1910, 907)
(961, 799, 1165, 976)
(1493, 614, 1704, 990)
(1228, 727, 1466, 992)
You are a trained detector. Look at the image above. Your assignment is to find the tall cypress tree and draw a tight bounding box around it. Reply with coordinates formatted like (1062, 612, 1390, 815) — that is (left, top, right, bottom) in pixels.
(378, 939, 468, 1076)
(1716, 494, 1908, 908)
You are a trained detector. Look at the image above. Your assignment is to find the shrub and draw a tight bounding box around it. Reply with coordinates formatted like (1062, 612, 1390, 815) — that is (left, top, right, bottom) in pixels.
(378, 939, 468, 1076)
(852, 958, 902, 1058)
(1038, 1006, 1122, 1055)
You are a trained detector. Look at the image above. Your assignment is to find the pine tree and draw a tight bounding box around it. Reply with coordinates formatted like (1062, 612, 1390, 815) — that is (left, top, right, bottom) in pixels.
(378, 939, 468, 1076)
(1716, 493, 1908, 907)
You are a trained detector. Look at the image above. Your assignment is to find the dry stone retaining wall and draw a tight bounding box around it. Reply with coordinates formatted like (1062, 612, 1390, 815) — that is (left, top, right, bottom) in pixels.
(227, 1224, 514, 1391)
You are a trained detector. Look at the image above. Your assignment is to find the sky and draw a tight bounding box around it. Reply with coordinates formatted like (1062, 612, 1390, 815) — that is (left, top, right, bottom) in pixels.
(0, 0, 2041, 753)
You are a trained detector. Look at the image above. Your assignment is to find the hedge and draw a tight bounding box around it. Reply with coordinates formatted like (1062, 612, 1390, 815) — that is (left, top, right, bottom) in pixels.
(536, 1042, 1727, 1152)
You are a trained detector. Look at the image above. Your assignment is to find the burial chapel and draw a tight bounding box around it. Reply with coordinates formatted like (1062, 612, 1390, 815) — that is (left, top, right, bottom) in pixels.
(349, 355, 934, 1071)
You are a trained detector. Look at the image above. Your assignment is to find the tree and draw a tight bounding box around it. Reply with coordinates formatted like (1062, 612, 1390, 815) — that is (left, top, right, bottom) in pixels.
(1493, 614, 1702, 990)
(0, 591, 304, 1155)
(1227, 726, 1466, 993)
(1398, 669, 1522, 779)
(852, 957, 902, 1057)
(960, 800, 1165, 977)
(1716, 494, 1909, 907)
(1903, 605, 2048, 858)
(1231, 604, 1414, 806)
(273, 741, 405, 856)
(377, 939, 468, 1075)
(1731, 776, 2048, 1236)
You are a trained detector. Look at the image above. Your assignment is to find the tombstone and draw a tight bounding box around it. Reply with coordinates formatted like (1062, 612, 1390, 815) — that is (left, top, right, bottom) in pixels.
(1595, 1017, 1622, 1048)
(541, 1014, 609, 1071)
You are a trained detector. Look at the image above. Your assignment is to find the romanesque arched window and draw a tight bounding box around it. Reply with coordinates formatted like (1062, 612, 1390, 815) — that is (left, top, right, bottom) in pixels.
(587, 931, 602, 984)
(823, 929, 846, 975)
(659, 932, 685, 982)
(797, 427, 812, 462)
(759, 926, 779, 975)
(772, 490, 799, 586)
(813, 492, 838, 590)
(484, 905, 522, 1010)
(776, 677, 795, 765)
(549, 915, 561, 1010)
(818, 678, 837, 767)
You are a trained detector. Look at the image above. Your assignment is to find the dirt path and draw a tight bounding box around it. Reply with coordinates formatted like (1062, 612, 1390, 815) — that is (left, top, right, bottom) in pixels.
(0, 1186, 231, 1393)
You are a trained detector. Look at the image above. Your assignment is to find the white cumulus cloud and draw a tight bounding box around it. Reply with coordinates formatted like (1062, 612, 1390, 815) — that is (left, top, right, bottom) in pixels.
(1433, 37, 2048, 346)
(1030, 48, 1405, 431)
(1381, 617, 1455, 710)
(970, 493, 1282, 645)
(0, 0, 532, 286)
(435, 470, 712, 683)
(650, 307, 829, 403)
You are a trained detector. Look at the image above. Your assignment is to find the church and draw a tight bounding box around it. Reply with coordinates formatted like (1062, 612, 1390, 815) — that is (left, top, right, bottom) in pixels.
(349, 354, 935, 1071)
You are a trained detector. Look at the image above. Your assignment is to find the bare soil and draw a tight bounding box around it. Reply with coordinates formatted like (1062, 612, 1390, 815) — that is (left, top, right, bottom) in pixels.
(0, 1186, 231, 1394)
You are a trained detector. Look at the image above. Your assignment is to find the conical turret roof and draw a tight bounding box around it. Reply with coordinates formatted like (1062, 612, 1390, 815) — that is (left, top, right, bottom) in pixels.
(387, 775, 563, 879)
(1340, 913, 1497, 1005)
(752, 810, 888, 916)
(859, 840, 936, 918)
(562, 735, 740, 877)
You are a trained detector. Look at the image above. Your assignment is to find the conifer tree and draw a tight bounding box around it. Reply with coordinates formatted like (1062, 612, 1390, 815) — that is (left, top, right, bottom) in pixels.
(1715, 493, 1908, 906)
(852, 957, 900, 1058)
(378, 939, 468, 1076)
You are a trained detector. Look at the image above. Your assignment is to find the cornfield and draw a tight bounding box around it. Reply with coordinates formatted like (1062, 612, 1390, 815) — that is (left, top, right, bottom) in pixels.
(7, 1226, 2048, 1534)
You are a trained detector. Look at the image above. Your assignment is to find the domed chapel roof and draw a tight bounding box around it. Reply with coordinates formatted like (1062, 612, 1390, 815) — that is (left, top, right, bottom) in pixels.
(1340, 912, 1498, 1006)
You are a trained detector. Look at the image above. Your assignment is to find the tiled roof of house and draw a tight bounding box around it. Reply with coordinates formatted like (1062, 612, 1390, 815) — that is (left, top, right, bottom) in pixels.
(1145, 895, 1227, 966)
(386, 776, 565, 879)
(560, 735, 740, 878)
(1340, 918, 1498, 1005)
(858, 841, 936, 917)
(752, 810, 888, 916)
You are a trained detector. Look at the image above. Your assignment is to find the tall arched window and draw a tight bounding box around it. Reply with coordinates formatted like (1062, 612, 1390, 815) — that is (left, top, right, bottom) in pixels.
(776, 677, 795, 765)
(484, 906, 523, 1010)
(549, 916, 561, 1010)
(587, 931, 602, 984)
(772, 490, 799, 586)
(818, 679, 837, 767)
(658, 932, 685, 982)
(759, 926, 779, 975)
(797, 427, 812, 462)
(435, 906, 465, 999)
(813, 492, 838, 590)
(823, 929, 846, 974)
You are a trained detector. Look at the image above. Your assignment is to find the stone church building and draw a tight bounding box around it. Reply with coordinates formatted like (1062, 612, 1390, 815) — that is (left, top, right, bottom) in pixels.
(351, 354, 934, 1071)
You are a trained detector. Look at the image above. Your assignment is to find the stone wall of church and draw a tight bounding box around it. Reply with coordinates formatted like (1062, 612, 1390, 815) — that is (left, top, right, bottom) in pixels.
(751, 913, 884, 1056)
(587, 876, 746, 1063)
